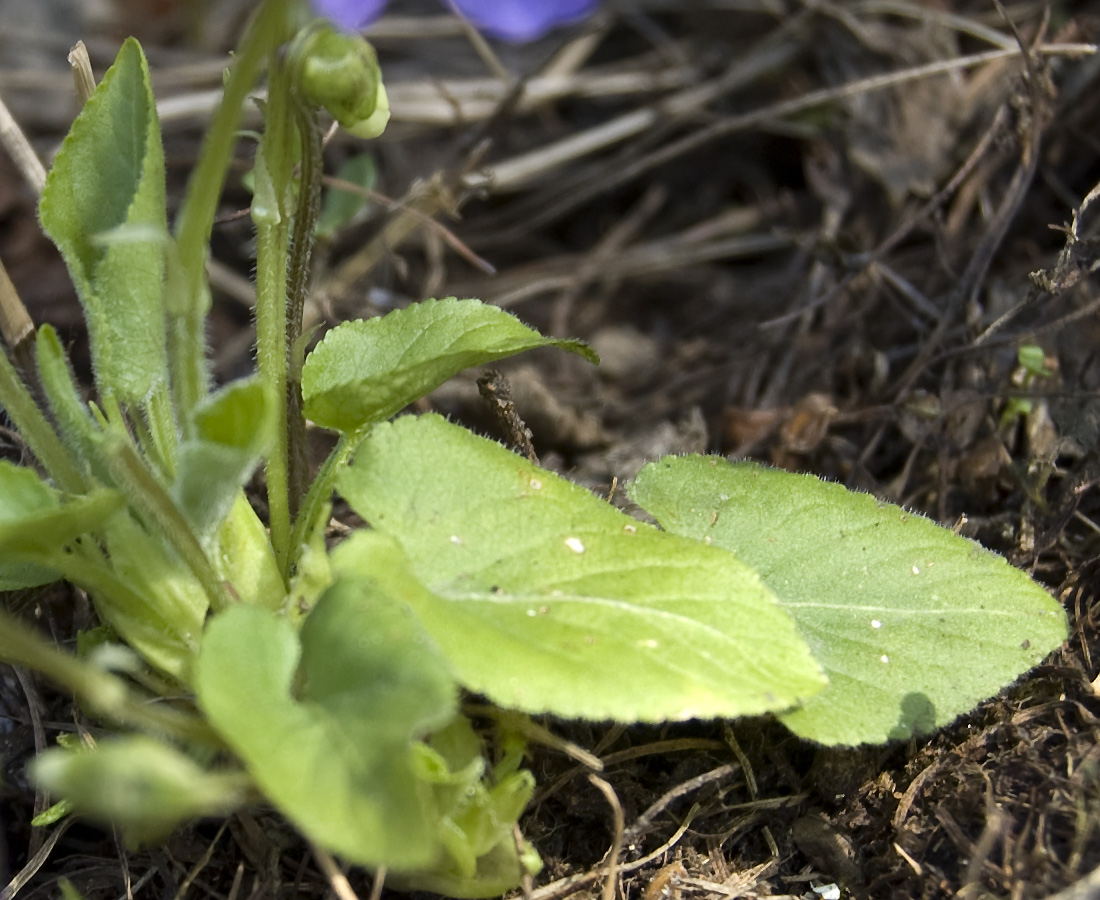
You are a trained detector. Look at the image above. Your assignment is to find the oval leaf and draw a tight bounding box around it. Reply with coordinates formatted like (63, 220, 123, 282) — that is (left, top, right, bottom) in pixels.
(630, 457, 1069, 745)
(194, 578, 456, 870)
(39, 37, 168, 405)
(32, 736, 246, 846)
(335, 414, 824, 721)
(302, 298, 597, 433)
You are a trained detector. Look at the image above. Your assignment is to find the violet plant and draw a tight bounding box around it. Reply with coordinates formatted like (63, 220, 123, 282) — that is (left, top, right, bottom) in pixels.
(0, 0, 1067, 895)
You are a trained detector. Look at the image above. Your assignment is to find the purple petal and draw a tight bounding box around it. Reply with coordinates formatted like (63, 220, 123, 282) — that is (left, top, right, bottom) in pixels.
(311, 0, 387, 31)
(449, 0, 599, 42)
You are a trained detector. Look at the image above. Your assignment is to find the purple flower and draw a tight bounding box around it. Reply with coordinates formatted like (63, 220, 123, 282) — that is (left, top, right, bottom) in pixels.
(311, 0, 598, 42)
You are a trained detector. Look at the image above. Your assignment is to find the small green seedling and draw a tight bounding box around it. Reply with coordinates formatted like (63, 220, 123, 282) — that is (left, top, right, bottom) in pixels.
(0, 4, 1067, 896)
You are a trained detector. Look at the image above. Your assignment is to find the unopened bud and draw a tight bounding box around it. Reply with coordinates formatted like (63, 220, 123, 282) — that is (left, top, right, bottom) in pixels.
(296, 25, 387, 137)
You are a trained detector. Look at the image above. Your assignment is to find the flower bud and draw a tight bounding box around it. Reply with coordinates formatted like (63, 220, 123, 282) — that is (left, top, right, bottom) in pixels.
(296, 24, 388, 137)
(345, 82, 389, 139)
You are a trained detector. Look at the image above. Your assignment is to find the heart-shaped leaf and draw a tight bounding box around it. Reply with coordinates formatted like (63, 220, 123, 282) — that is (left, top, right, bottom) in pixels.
(334, 414, 824, 721)
(302, 298, 597, 433)
(194, 575, 456, 869)
(630, 457, 1069, 745)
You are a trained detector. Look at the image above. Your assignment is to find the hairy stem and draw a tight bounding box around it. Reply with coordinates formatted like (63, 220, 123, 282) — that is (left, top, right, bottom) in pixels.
(253, 57, 298, 581)
(0, 343, 84, 493)
(169, 0, 292, 430)
(255, 213, 292, 578)
(286, 101, 323, 519)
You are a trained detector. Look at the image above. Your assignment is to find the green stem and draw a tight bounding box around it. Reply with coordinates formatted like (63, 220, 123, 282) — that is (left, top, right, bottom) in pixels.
(144, 382, 178, 478)
(253, 56, 301, 582)
(52, 540, 202, 665)
(286, 101, 323, 518)
(104, 434, 233, 612)
(169, 0, 292, 429)
(289, 431, 359, 572)
(0, 607, 215, 744)
(0, 344, 85, 493)
(255, 213, 292, 578)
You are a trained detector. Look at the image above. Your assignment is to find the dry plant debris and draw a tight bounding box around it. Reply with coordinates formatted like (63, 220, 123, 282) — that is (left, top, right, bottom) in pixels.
(2, 1, 1100, 898)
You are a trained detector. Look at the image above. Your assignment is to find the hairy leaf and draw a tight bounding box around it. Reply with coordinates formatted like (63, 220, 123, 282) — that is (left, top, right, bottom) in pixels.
(302, 299, 597, 433)
(630, 457, 1069, 745)
(334, 414, 824, 721)
(39, 38, 168, 405)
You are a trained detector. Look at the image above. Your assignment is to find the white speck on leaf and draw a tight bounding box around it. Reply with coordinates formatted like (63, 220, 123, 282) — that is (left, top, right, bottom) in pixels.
(530, 478, 543, 490)
(880, 654, 890, 664)
(912, 565, 920, 575)
(450, 535, 463, 545)
(565, 537, 585, 553)
(871, 620, 882, 629)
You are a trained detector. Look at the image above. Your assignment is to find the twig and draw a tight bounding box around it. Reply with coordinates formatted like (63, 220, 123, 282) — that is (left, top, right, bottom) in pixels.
(366, 865, 386, 900)
(0, 819, 74, 900)
(624, 763, 739, 843)
(68, 41, 96, 105)
(309, 841, 361, 900)
(858, 32, 1051, 467)
(173, 821, 228, 900)
(12, 668, 47, 857)
(588, 775, 624, 900)
(0, 91, 45, 194)
(762, 103, 1009, 328)
(320, 175, 495, 275)
(0, 257, 36, 371)
(469, 40, 1093, 205)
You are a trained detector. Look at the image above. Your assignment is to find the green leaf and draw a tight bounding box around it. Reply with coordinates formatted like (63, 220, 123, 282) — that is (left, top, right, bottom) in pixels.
(173, 377, 275, 536)
(0, 461, 64, 588)
(629, 457, 1070, 745)
(213, 493, 285, 609)
(39, 38, 168, 405)
(91, 515, 208, 682)
(302, 299, 598, 433)
(315, 153, 376, 239)
(194, 577, 457, 870)
(0, 490, 123, 557)
(0, 462, 123, 588)
(397, 717, 540, 898)
(32, 735, 246, 845)
(334, 414, 824, 721)
(35, 324, 113, 490)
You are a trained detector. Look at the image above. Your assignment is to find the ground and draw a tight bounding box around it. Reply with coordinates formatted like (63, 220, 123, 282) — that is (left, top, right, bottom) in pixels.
(1, 1, 1100, 898)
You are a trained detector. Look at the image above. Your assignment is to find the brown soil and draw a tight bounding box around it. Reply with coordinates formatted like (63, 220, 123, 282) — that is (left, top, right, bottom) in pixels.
(3, 2, 1100, 899)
